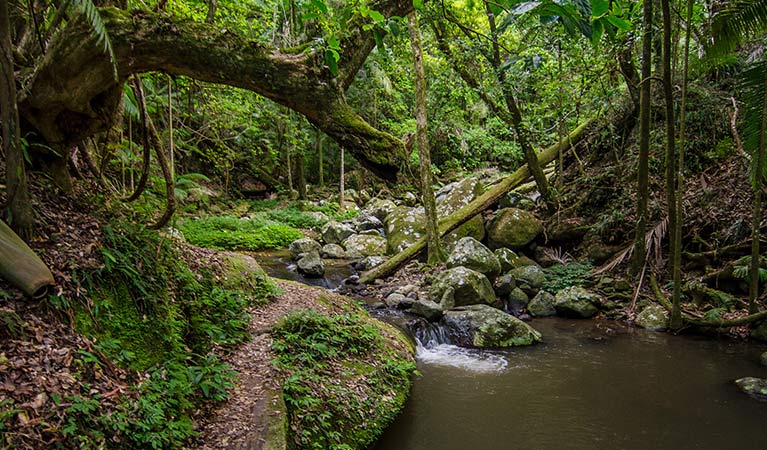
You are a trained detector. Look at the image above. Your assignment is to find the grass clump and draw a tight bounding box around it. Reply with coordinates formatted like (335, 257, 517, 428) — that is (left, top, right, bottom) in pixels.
(178, 215, 303, 250)
(271, 309, 415, 450)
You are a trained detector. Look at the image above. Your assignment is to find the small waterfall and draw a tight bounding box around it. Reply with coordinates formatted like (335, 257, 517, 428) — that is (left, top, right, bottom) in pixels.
(412, 321, 508, 374)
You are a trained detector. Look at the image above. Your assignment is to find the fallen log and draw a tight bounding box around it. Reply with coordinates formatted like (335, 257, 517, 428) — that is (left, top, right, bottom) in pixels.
(358, 119, 593, 284)
(0, 219, 55, 298)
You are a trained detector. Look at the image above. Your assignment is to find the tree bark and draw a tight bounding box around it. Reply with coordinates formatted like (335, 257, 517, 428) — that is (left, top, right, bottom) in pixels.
(205, 0, 217, 23)
(358, 119, 592, 283)
(408, 12, 444, 265)
(1, 0, 34, 240)
(339, 147, 345, 212)
(630, 0, 652, 277)
(18, 4, 413, 181)
(749, 69, 767, 314)
(316, 128, 324, 187)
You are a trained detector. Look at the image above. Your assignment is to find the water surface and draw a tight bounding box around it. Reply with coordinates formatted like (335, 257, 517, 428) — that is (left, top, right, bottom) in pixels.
(375, 318, 767, 450)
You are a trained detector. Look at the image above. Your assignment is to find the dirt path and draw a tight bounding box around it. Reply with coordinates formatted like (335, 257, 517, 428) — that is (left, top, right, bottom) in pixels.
(190, 280, 345, 449)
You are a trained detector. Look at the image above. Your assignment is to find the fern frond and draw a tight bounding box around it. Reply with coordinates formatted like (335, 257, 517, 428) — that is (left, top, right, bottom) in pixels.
(71, 0, 118, 80)
(707, 0, 767, 58)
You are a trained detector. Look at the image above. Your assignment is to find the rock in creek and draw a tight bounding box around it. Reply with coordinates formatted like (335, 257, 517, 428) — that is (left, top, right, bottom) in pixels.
(343, 234, 387, 258)
(508, 287, 530, 316)
(528, 291, 556, 317)
(289, 238, 322, 260)
(442, 304, 541, 348)
(321, 243, 346, 259)
(554, 286, 601, 319)
(509, 265, 546, 296)
(296, 251, 325, 278)
(493, 273, 516, 297)
(410, 299, 444, 322)
(447, 237, 501, 279)
(734, 377, 767, 401)
(428, 267, 496, 309)
(751, 321, 767, 343)
(635, 304, 669, 331)
(761, 351, 767, 367)
(321, 221, 356, 245)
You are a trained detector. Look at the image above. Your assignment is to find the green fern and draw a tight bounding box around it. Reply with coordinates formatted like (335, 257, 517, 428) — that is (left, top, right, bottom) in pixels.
(735, 61, 767, 187)
(71, 0, 118, 80)
(707, 0, 767, 57)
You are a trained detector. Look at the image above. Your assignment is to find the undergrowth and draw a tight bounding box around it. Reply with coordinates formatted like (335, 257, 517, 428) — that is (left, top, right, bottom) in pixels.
(51, 219, 277, 449)
(178, 215, 304, 250)
(543, 261, 594, 293)
(271, 309, 415, 450)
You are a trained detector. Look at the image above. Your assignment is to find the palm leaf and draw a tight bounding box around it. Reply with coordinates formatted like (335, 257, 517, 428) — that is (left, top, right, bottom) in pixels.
(707, 0, 767, 58)
(736, 60, 767, 187)
(71, 0, 118, 80)
(594, 217, 669, 275)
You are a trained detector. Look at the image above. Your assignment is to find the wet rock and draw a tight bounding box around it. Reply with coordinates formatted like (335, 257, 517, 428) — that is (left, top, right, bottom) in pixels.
(554, 286, 601, 318)
(760, 351, 767, 367)
(487, 208, 543, 250)
(509, 265, 546, 296)
(321, 243, 346, 259)
(385, 206, 426, 254)
(499, 192, 536, 211)
(635, 304, 669, 331)
(751, 321, 767, 343)
(410, 300, 444, 322)
(343, 234, 387, 258)
(296, 251, 325, 278)
(494, 248, 520, 273)
(493, 274, 516, 297)
(367, 198, 397, 222)
(321, 221, 356, 245)
(428, 267, 495, 309)
(508, 287, 530, 316)
(442, 304, 541, 348)
(528, 291, 556, 317)
(734, 377, 767, 401)
(385, 293, 414, 309)
(289, 238, 322, 260)
(446, 237, 501, 279)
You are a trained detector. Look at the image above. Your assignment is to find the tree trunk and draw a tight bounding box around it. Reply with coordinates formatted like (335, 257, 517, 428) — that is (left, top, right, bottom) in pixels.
(297, 149, 307, 200)
(1, 0, 34, 240)
(316, 128, 324, 187)
(339, 147, 345, 212)
(358, 119, 592, 283)
(408, 12, 444, 265)
(662, 0, 681, 330)
(206, 0, 217, 23)
(630, 0, 653, 277)
(749, 70, 767, 314)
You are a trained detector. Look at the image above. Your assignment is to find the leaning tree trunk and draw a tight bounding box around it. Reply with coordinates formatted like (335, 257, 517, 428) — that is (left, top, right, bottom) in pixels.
(1, 0, 34, 240)
(358, 119, 592, 283)
(408, 12, 444, 265)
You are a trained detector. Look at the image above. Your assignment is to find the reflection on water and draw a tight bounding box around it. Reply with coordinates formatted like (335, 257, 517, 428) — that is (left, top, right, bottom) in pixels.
(252, 249, 354, 290)
(375, 318, 767, 450)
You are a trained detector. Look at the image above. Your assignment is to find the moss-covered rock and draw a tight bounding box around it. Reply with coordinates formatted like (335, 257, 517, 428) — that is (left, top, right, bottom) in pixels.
(528, 291, 556, 317)
(289, 237, 322, 260)
(297, 251, 325, 277)
(366, 198, 397, 221)
(343, 234, 387, 258)
(442, 304, 541, 348)
(321, 243, 346, 259)
(384, 206, 426, 254)
(635, 304, 669, 331)
(487, 208, 543, 250)
(494, 248, 520, 273)
(509, 265, 546, 295)
(751, 321, 767, 343)
(446, 237, 501, 279)
(554, 286, 601, 318)
(734, 377, 767, 401)
(321, 221, 356, 245)
(410, 299, 444, 322)
(428, 267, 496, 309)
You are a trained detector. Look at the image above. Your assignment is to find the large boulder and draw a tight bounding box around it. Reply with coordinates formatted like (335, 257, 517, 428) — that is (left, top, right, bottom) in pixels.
(495, 248, 520, 273)
(366, 198, 397, 222)
(436, 178, 486, 251)
(493, 274, 516, 297)
(635, 304, 669, 331)
(321, 221, 356, 245)
(554, 286, 601, 318)
(528, 291, 556, 317)
(343, 234, 387, 258)
(442, 215, 486, 253)
(289, 238, 322, 260)
(442, 304, 542, 348)
(734, 377, 767, 401)
(751, 321, 767, 343)
(446, 237, 501, 279)
(428, 267, 496, 309)
(410, 300, 444, 322)
(320, 243, 346, 259)
(509, 265, 546, 295)
(296, 251, 325, 278)
(385, 206, 426, 254)
(487, 208, 543, 250)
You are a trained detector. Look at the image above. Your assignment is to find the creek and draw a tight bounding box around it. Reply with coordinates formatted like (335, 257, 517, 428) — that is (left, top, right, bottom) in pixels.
(254, 253, 767, 450)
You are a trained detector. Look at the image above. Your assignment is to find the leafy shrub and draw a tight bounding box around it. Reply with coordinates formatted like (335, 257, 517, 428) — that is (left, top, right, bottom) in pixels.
(543, 261, 594, 293)
(178, 215, 303, 250)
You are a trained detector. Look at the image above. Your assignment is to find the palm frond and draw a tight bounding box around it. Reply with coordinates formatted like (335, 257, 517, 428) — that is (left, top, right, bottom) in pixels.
(594, 217, 669, 275)
(736, 60, 767, 187)
(71, 0, 118, 80)
(707, 0, 767, 58)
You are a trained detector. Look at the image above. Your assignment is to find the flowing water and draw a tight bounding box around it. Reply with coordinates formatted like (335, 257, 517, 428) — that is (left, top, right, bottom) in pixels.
(253, 249, 354, 289)
(375, 318, 767, 450)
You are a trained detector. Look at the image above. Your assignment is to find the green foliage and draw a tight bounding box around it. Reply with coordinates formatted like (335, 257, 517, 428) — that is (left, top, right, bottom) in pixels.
(178, 215, 304, 250)
(708, 0, 767, 58)
(72, 0, 118, 79)
(733, 255, 767, 283)
(272, 310, 415, 450)
(543, 261, 594, 292)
